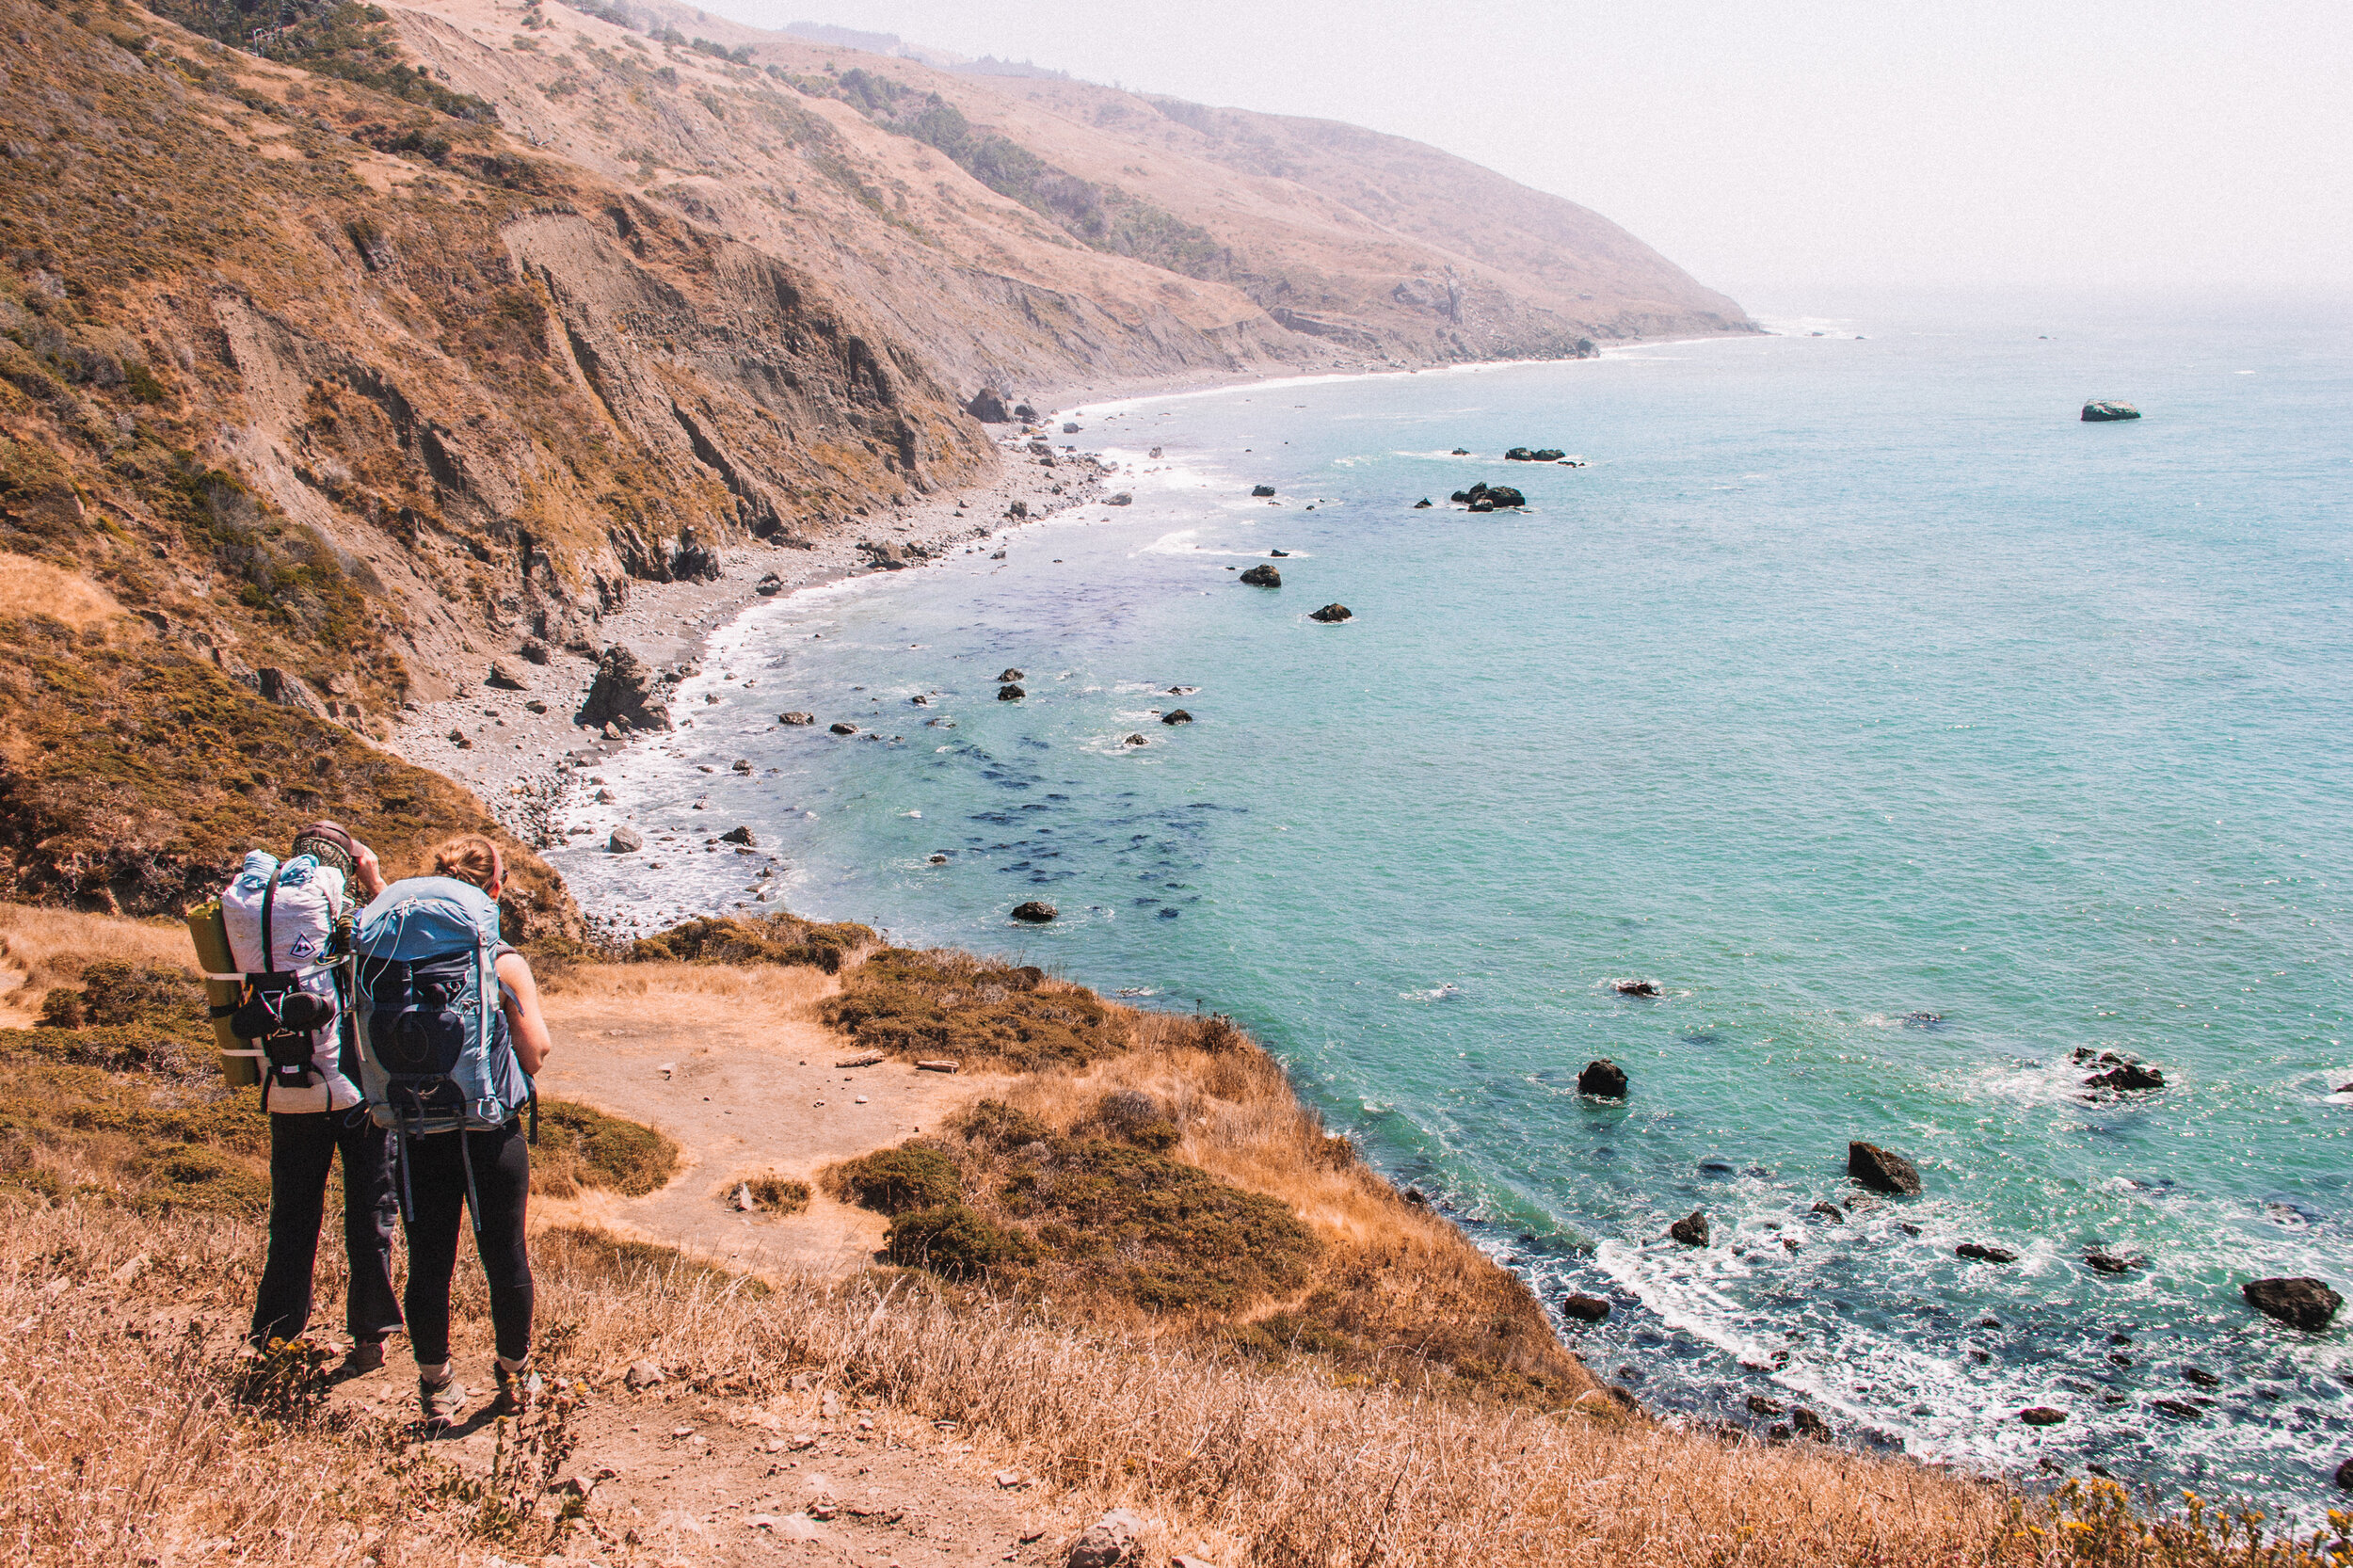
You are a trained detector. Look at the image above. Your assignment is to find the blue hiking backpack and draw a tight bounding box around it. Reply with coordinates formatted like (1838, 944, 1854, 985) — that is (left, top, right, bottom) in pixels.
(351, 876, 536, 1227)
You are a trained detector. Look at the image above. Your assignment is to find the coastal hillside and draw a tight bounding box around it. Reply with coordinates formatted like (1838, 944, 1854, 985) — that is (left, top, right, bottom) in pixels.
(0, 0, 1745, 917)
(0, 902, 2308, 1566)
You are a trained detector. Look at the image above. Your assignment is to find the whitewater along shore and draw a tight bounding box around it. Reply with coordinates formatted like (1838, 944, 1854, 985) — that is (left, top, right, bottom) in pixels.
(389, 423, 1118, 838)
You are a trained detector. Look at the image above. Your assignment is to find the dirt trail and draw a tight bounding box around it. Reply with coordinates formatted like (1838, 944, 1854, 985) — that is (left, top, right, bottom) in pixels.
(320, 1356, 1151, 1567)
(533, 962, 1007, 1275)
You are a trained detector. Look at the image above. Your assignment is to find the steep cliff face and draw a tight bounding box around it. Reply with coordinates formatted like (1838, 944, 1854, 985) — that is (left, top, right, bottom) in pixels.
(0, 0, 993, 915)
(0, 0, 1750, 919)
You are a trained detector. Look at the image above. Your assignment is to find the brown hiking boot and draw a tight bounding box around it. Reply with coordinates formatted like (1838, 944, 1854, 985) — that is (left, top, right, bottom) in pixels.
(419, 1373, 466, 1432)
(492, 1362, 537, 1417)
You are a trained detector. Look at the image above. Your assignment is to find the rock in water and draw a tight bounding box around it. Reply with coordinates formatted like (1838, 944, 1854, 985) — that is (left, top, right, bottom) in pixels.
(1957, 1242, 2019, 1263)
(1485, 485, 1527, 507)
(1577, 1059, 1628, 1099)
(1810, 1201, 1846, 1224)
(1613, 979, 1660, 997)
(720, 826, 757, 846)
(998, 683, 1026, 701)
(1669, 1210, 1710, 1247)
(608, 826, 644, 853)
(1791, 1408, 1831, 1442)
(1251, 484, 1277, 497)
(1849, 1142, 1923, 1195)
(999, 668, 1025, 681)
(1414, 497, 1433, 508)
(829, 721, 858, 735)
(1308, 603, 1353, 623)
(1161, 709, 1193, 725)
(1240, 564, 1282, 587)
(1505, 446, 1535, 461)
(2020, 1407, 2067, 1427)
(577, 645, 675, 733)
(1559, 1291, 1610, 1322)
(966, 388, 1010, 422)
(2336, 1456, 2353, 1491)
(780, 711, 814, 725)
(1011, 901, 1058, 923)
(2082, 401, 2141, 422)
(2243, 1276, 2344, 1331)
(2086, 1061, 2165, 1091)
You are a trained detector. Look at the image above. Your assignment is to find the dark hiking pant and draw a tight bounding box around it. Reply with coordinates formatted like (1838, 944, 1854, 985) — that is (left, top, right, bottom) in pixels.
(248, 1109, 403, 1349)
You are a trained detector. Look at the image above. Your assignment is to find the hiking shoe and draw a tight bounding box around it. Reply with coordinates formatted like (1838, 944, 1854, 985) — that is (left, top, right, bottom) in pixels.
(419, 1374, 466, 1432)
(335, 1340, 386, 1380)
(492, 1363, 536, 1417)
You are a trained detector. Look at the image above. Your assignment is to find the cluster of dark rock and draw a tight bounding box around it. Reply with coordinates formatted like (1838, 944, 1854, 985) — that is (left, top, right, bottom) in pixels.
(1449, 482, 1527, 511)
(2081, 401, 2141, 422)
(1504, 446, 1567, 461)
(1556, 1033, 2343, 1439)
(2072, 1047, 2165, 1092)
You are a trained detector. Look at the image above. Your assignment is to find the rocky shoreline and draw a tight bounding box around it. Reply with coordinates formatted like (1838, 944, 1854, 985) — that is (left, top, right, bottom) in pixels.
(388, 423, 1119, 850)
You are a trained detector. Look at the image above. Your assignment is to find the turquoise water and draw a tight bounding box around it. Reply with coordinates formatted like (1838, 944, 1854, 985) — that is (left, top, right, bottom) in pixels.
(554, 296, 2353, 1509)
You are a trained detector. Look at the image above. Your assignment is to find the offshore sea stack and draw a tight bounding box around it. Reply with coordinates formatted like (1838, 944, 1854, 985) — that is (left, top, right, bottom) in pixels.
(1577, 1059, 1629, 1098)
(2243, 1276, 2343, 1332)
(2082, 401, 2142, 422)
(1848, 1141, 1923, 1195)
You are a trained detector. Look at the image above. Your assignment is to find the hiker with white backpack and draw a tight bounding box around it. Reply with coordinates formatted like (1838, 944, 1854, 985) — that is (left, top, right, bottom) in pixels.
(216, 822, 403, 1372)
(350, 834, 552, 1430)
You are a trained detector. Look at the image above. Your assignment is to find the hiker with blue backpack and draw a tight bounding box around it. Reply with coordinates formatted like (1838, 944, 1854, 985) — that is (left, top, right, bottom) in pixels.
(351, 834, 552, 1430)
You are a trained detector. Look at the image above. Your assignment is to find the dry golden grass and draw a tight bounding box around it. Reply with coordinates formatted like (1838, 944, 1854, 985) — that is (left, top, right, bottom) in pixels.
(3, 1197, 2338, 1568)
(539, 955, 840, 1028)
(0, 555, 121, 632)
(0, 903, 195, 1021)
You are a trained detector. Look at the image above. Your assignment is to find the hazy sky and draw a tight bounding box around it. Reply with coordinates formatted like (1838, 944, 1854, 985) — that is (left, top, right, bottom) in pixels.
(705, 0, 2350, 303)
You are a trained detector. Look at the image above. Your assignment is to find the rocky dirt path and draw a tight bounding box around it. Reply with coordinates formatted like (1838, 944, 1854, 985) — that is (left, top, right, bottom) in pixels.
(533, 963, 1009, 1275)
(322, 1361, 1165, 1567)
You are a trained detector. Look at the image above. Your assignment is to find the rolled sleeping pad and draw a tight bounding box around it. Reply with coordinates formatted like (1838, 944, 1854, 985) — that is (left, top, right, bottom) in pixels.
(184, 899, 261, 1087)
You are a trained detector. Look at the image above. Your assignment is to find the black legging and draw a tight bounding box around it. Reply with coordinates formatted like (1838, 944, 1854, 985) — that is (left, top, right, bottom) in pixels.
(399, 1120, 533, 1366)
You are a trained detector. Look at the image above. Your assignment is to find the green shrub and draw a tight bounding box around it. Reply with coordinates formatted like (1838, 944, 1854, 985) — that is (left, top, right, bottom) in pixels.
(955, 1097, 1049, 1149)
(630, 912, 873, 973)
(884, 1203, 1037, 1278)
(1084, 1088, 1179, 1150)
(999, 1141, 1319, 1315)
(744, 1175, 809, 1214)
(821, 949, 1128, 1071)
(533, 1098, 679, 1197)
(827, 1144, 959, 1214)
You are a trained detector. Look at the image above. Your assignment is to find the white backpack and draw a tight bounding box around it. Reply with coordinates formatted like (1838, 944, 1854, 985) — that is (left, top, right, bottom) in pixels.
(219, 852, 360, 1113)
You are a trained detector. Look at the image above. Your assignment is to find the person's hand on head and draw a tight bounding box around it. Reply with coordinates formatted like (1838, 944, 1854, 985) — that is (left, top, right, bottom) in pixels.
(353, 840, 385, 899)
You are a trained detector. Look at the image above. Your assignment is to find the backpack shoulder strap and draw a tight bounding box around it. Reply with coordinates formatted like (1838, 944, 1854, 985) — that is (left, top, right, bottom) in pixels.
(258, 863, 280, 977)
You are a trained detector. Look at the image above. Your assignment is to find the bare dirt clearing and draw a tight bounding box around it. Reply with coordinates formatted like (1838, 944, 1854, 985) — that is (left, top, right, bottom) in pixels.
(536, 962, 1009, 1273)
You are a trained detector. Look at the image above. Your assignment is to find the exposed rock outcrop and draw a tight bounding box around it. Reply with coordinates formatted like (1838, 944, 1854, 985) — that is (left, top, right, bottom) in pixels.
(1240, 564, 1282, 587)
(1849, 1142, 1923, 1195)
(1577, 1059, 1628, 1099)
(2243, 1276, 2343, 1331)
(576, 646, 674, 734)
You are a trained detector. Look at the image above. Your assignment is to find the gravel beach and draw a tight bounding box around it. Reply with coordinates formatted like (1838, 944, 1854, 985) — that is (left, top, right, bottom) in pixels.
(389, 424, 1115, 850)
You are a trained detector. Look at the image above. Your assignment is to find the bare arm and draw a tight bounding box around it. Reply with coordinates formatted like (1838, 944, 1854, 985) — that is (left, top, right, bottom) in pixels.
(352, 842, 387, 900)
(495, 951, 552, 1077)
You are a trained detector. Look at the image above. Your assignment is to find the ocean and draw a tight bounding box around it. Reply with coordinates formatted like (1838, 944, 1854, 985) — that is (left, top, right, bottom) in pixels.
(552, 293, 2353, 1512)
